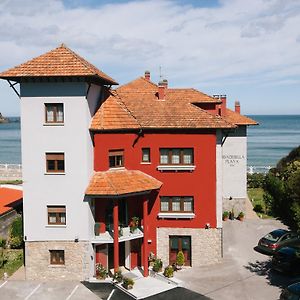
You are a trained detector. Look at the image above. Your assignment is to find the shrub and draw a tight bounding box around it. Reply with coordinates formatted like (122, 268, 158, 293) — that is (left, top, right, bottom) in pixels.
(123, 277, 134, 289)
(0, 238, 6, 248)
(95, 263, 108, 279)
(113, 269, 123, 283)
(253, 204, 263, 213)
(176, 251, 185, 267)
(9, 236, 23, 249)
(247, 173, 265, 188)
(163, 265, 174, 278)
(10, 216, 22, 238)
(0, 248, 7, 268)
(152, 258, 163, 272)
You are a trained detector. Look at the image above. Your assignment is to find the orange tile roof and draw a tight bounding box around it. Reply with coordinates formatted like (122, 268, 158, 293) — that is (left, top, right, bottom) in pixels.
(86, 169, 162, 196)
(0, 44, 118, 85)
(90, 92, 140, 130)
(91, 77, 235, 130)
(225, 109, 258, 126)
(0, 187, 23, 215)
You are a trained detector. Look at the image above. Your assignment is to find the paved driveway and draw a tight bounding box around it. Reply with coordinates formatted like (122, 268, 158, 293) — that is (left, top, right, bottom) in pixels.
(0, 280, 101, 300)
(175, 218, 300, 300)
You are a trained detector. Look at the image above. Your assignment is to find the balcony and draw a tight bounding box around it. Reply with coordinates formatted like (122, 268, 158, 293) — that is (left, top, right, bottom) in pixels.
(91, 223, 144, 244)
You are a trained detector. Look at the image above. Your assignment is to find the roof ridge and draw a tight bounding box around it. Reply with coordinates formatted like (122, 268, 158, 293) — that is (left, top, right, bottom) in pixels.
(106, 174, 118, 195)
(59, 44, 94, 74)
(116, 76, 158, 90)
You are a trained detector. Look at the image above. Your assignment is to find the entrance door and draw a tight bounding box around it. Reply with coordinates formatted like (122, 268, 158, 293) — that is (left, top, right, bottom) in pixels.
(169, 236, 191, 266)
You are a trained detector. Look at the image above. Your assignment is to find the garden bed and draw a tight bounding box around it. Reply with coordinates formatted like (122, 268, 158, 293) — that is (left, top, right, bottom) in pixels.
(0, 249, 23, 278)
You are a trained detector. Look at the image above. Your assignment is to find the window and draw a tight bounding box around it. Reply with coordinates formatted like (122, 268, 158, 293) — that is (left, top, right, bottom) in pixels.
(46, 153, 65, 173)
(45, 103, 64, 123)
(142, 148, 150, 163)
(50, 250, 65, 265)
(159, 148, 193, 165)
(47, 206, 66, 225)
(160, 197, 194, 213)
(109, 150, 124, 168)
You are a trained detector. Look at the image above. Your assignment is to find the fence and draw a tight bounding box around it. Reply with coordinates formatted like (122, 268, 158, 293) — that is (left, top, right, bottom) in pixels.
(247, 166, 273, 174)
(0, 164, 22, 180)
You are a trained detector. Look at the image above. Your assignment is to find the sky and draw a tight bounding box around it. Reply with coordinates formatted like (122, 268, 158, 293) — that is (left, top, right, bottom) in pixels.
(0, 0, 300, 116)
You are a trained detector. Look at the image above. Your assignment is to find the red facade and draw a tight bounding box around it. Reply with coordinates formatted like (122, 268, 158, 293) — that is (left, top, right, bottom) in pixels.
(92, 131, 217, 270)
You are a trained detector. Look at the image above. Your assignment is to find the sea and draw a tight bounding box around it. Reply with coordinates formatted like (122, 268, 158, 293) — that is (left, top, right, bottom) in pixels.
(0, 115, 299, 170)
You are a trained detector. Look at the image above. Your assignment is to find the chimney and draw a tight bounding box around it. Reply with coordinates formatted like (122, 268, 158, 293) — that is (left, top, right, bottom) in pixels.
(220, 95, 227, 116)
(145, 70, 150, 81)
(235, 100, 241, 114)
(158, 80, 166, 100)
(162, 79, 168, 89)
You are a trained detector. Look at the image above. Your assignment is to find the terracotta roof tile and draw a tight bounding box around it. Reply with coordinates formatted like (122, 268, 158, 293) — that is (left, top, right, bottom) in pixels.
(0, 187, 23, 215)
(91, 77, 235, 130)
(225, 109, 258, 126)
(86, 169, 162, 196)
(0, 44, 118, 85)
(90, 92, 139, 130)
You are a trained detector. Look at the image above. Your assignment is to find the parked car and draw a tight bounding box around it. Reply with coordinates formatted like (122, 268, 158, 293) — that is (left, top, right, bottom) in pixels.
(256, 229, 299, 255)
(272, 244, 300, 275)
(280, 282, 300, 300)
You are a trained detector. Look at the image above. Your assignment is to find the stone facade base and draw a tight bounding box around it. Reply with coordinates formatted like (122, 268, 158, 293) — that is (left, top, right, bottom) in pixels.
(157, 227, 222, 267)
(223, 197, 246, 217)
(25, 241, 92, 280)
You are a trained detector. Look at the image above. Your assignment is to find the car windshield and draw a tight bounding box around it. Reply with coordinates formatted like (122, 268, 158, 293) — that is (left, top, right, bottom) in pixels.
(264, 230, 287, 242)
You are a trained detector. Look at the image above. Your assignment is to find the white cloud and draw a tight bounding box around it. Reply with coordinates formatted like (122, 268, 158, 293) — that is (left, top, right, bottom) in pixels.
(0, 0, 300, 114)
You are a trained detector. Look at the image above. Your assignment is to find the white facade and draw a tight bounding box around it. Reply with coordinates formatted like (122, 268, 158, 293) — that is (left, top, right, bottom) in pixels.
(221, 126, 247, 212)
(21, 81, 102, 278)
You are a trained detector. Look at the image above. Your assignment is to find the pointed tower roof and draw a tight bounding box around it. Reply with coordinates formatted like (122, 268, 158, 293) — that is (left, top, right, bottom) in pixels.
(0, 44, 118, 85)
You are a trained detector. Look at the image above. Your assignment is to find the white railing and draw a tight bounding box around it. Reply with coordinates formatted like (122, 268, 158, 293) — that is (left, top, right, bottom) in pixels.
(0, 164, 22, 179)
(0, 164, 22, 171)
(247, 165, 273, 174)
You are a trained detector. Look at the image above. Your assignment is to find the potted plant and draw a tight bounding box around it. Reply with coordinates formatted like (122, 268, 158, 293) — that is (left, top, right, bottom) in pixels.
(238, 212, 245, 221)
(152, 258, 163, 272)
(148, 251, 156, 267)
(163, 265, 174, 278)
(176, 251, 185, 269)
(229, 209, 235, 220)
(113, 269, 123, 283)
(123, 277, 134, 290)
(95, 263, 108, 279)
(222, 211, 229, 221)
(129, 216, 139, 233)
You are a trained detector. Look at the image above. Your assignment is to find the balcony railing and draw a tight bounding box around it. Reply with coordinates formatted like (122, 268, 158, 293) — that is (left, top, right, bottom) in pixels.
(92, 222, 143, 243)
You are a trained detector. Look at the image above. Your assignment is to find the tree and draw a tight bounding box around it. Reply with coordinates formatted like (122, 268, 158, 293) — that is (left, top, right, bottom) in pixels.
(263, 146, 300, 230)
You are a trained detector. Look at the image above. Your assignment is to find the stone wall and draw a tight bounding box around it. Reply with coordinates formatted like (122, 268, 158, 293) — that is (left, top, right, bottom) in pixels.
(222, 197, 246, 217)
(25, 241, 91, 280)
(157, 227, 222, 267)
(0, 210, 19, 238)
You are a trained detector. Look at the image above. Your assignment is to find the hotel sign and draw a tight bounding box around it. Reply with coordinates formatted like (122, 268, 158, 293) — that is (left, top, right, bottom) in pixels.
(223, 154, 245, 167)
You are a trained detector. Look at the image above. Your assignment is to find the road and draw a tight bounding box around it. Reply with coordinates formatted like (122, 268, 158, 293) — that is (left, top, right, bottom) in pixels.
(175, 218, 299, 300)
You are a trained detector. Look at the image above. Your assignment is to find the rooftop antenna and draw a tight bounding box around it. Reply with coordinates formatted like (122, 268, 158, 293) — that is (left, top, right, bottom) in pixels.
(159, 65, 163, 80)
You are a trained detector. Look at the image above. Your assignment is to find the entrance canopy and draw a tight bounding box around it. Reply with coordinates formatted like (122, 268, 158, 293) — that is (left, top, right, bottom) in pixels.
(86, 169, 162, 197)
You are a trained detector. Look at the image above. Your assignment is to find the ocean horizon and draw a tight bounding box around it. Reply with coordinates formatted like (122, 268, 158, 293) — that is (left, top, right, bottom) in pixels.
(0, 115, 299, 169)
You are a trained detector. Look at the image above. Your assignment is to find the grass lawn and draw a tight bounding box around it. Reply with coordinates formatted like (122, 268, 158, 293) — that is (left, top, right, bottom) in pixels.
(0, 249, 23, 278)
(248, 188, 272, 218)
(0, 180, 22, 185)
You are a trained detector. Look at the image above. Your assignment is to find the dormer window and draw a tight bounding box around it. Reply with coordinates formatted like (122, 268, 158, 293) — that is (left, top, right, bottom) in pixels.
(109, 150, 124, 168)
(45, 103, 64, 123)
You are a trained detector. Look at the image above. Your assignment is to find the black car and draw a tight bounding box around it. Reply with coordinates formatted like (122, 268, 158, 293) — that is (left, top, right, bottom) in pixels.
(272, 245, 300, 275)
(256, 229, 299, 255)
(280, 282, 300, 300)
